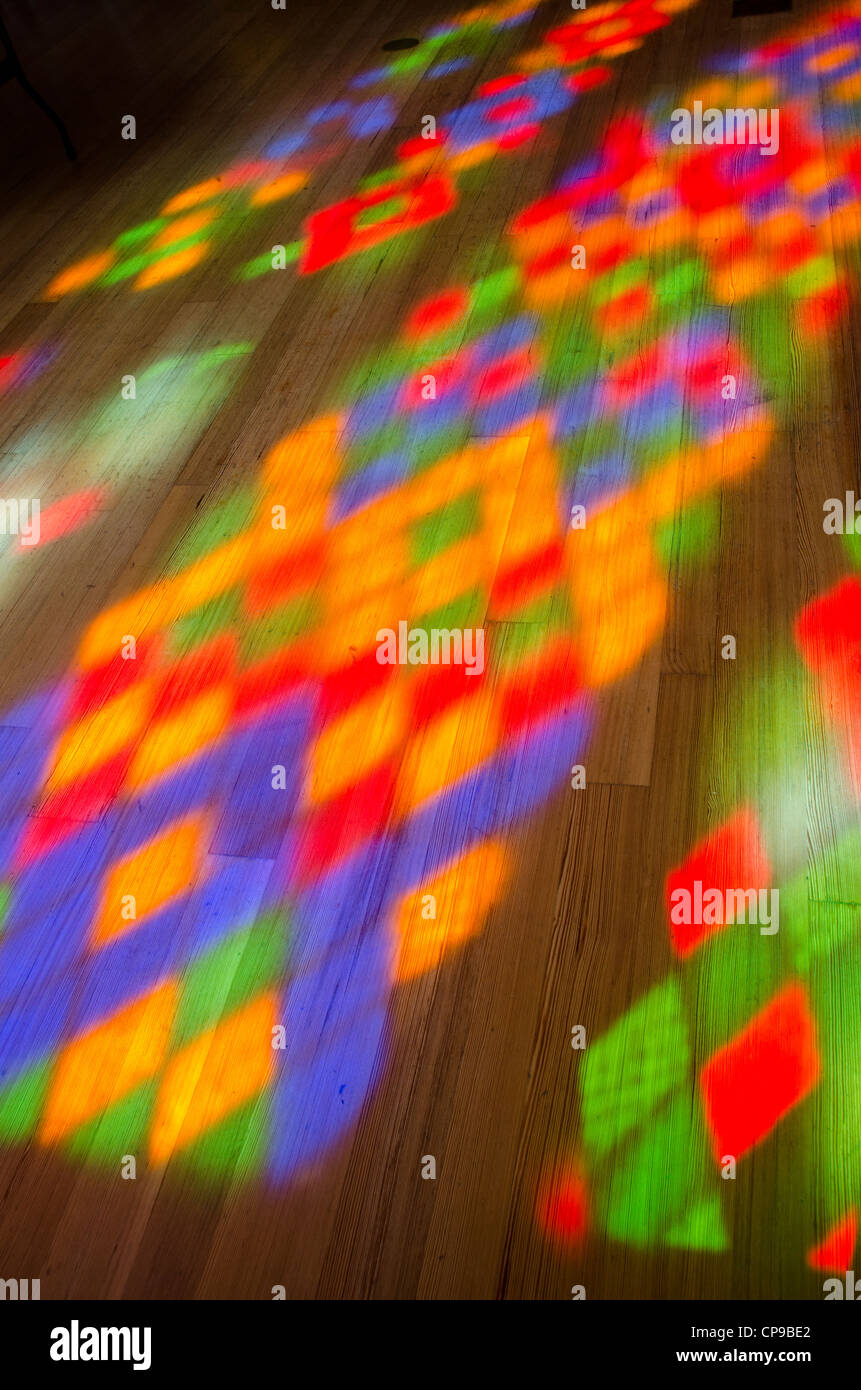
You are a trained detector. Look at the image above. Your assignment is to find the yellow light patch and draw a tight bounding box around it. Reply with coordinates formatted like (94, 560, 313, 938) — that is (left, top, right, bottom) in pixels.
(309, 686, 407, 805)
(263, 418, 343, 493)
(161, 179, 223, 214)
(166, 536, 251, 623)
(396, 691, 498, 814)
(47, 683, 152, 788)
(90, 817, 204, 946)
(410, 535, 490, 615)
(153, 210, 215, 247)
(135, 242, 209, 290)
(40, 983, 176, 1144)
(44, 251, 115, 300)
(578, 580, 667, 686)
(323, 576, 410, 636)
(148, 994, 276, 1164)
(126, 687, 230, 790)
(395, 840, 509, 980)
(250, 171, 307, 206)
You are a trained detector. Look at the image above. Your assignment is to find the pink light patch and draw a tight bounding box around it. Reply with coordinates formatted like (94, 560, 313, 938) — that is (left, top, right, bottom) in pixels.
(19, 486, 106, 550)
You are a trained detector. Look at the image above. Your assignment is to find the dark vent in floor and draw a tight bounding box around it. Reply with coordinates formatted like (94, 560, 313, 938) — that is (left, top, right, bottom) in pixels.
(732, 0, 791, 16)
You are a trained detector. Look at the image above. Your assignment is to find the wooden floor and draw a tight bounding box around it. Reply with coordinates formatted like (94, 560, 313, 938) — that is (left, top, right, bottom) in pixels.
(1, 0, 861, 1299)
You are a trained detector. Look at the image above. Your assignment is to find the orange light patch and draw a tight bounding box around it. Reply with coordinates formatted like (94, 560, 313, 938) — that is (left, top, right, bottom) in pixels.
(790, 158, 830, 198)
(47, 683, 153, 788)
(448, 140, 499, 173)
(395, 840, 509, 979)
(682, 80, 734, 112)
(315, 582, 414, 670)
(135, 241, 209, 290)
(44, 251, 115, 300)
(309, 686, 407, 805)
(649, 209, 694, 252)
(600, 38, 642, 57)
(40, 983, 176, 1143)
(695, 206, 748, 246)
(396, 690, 499, 814)
(569, 502, 667, 686)
(711, 257, 770, 302)
(250, 171, 307, 206)
(160, 536, 251, 627)
(125, 687, 230, 790)
(161, 178, 223, 214)
(149, 994, 276, 1164)
(577, 580, 667, 686)
(833, 70, 861, 102)
(263, 419, 343, 494)
(523, 263, 579, 309)
(807, 42, 858, 74)
(411, 535, 491, 615)
(90, 817, 204, 946)
(831, 202, 861, 247)
(326, 524, 409, 604)
(515, 47, 562, 75)
(76, 536, 253, 672)
(153, 210, 215, 248)
(758, 209, 808, 247)
(737, 78, 777, 108)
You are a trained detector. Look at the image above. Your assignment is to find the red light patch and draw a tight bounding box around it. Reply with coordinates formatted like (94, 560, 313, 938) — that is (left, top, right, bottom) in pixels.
(699, 984, 820, 1162)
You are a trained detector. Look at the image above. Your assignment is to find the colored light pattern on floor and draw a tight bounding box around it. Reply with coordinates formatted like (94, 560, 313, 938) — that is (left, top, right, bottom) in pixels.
(0, 344, 252, 592)
(548, 567, 861, 1269)
(40, 0, 697, 301)
(535, 0, 861, 1275)
(0, 237, 770, 1180)
(0, 0, 803, 1198)
(0, 345, 56, 396)
(5, 0, 861, 1280)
